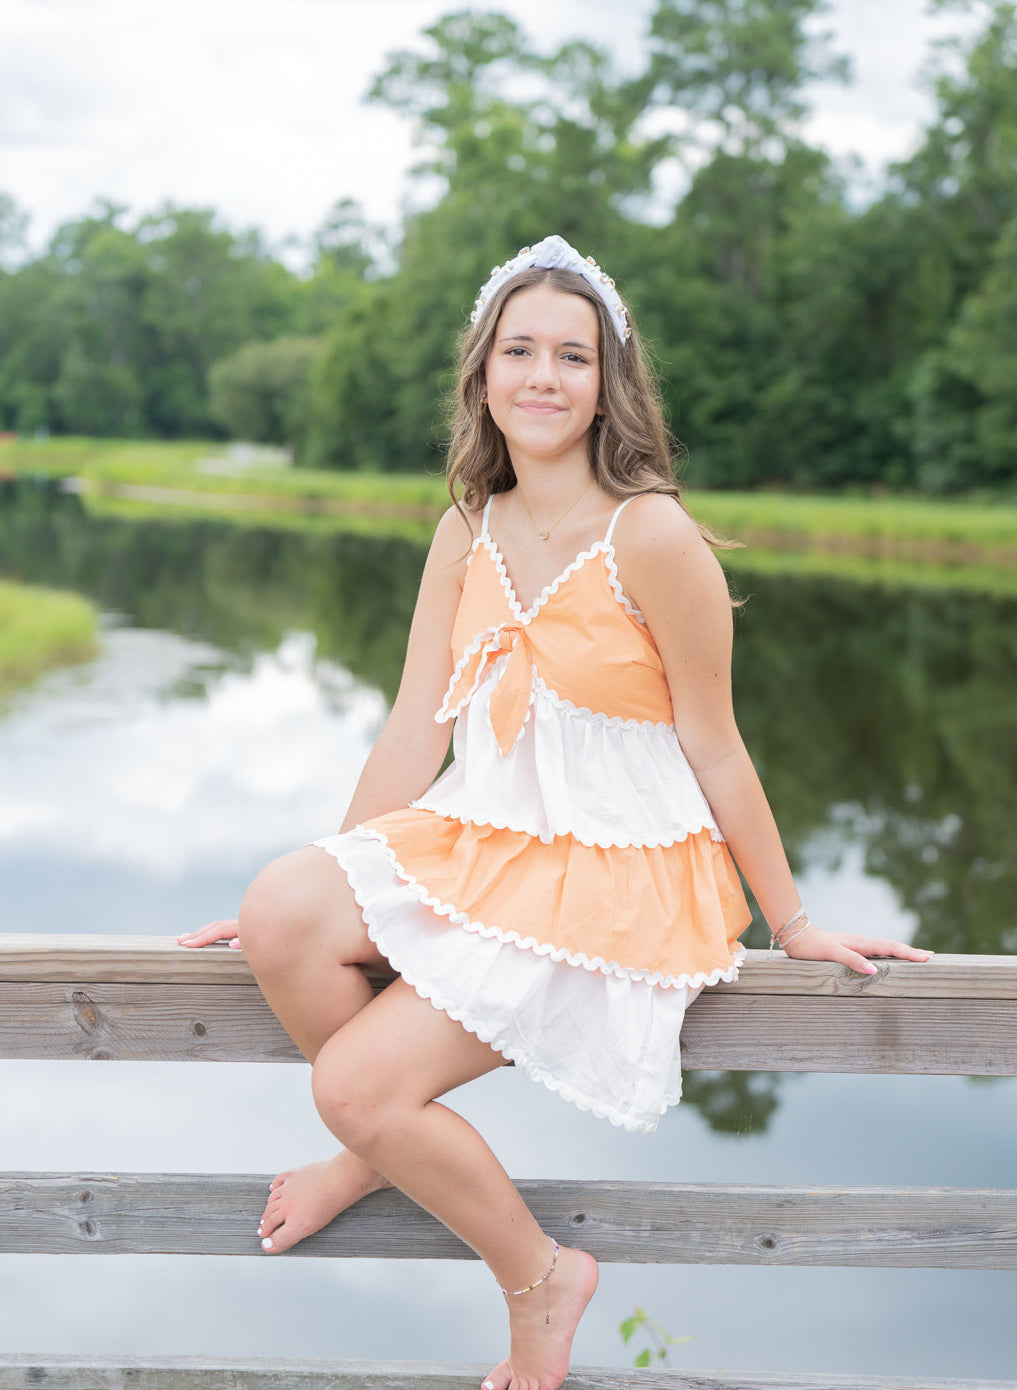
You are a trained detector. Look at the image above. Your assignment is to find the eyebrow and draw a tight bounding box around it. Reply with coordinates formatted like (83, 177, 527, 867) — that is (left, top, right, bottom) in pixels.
(498, 333, 597, 352)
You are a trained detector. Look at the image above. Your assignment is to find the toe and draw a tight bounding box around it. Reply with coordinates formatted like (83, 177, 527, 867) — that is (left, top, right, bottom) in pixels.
(258, 1203, 287, 1241)
(481, 1362, 511, 1390)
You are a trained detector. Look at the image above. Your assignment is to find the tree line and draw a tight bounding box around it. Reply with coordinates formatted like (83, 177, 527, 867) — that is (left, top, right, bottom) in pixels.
(1, 0, 1014, 493)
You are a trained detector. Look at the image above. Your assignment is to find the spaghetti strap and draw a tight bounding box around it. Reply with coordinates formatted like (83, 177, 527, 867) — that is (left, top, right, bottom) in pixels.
(481, 494, 494, 538)
(603, 497, 635, 547)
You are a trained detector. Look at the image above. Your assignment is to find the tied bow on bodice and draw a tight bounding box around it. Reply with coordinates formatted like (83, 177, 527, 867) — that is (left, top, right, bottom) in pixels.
(446, 623, 535, 757)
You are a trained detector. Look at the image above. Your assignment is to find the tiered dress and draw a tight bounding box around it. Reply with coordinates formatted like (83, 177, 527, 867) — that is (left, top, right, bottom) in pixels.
(314, 495, 750, 1133)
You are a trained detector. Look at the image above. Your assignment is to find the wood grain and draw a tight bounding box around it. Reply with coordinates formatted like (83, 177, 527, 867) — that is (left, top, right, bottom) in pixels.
(3, 1174, 1016, 1269)
(0, 1356, 1012, 1390)
(3, 935, 1015, 999)
(3, 981, 1015, 1073)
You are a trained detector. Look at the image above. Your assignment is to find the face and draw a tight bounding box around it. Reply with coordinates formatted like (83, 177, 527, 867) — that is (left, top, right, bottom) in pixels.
(482, 284, 601, 466)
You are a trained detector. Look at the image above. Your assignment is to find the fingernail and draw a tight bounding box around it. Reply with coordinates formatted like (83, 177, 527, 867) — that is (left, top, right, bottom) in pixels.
(229, 940, 242, 949)
(261, 1237, 274, 1250)
(863, 964, 878, 975)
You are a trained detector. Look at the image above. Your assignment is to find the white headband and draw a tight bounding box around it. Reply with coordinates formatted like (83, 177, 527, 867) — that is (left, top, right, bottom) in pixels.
(469, 234, 632, 343)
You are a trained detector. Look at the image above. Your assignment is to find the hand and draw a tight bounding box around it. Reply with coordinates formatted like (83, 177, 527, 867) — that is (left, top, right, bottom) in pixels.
(781, 923, 933, 976)
(177, 919, 241, 949)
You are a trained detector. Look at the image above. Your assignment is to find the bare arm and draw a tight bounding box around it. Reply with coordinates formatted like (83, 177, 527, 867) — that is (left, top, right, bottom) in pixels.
(339, 505, 472, 829)
(620, 497, 932, 975)
(180, 505, 475, 947)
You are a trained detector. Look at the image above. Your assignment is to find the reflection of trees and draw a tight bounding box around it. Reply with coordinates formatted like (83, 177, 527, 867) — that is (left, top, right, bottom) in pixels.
(733, 573, 1017, 957)
(681, 1070, 785, 1136)
(0, 480, 423, 704)
(4, 485, 1016, 1133)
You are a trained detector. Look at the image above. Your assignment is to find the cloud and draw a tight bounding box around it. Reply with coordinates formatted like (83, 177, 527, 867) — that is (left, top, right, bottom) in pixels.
(0, 627, 384, 878)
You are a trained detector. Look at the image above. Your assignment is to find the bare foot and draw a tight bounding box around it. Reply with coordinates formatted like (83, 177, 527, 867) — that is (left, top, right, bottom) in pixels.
(482, 1244, 599, 1390)
(257, 1151, 391, 1254)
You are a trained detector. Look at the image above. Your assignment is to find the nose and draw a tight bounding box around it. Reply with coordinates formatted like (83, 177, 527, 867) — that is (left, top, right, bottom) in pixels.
(525, 349, 559, 391)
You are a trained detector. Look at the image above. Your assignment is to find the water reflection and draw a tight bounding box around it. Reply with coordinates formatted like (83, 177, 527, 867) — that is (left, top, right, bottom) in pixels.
(4, 479, 1014, 957)
(2, 479, 1016, 1143)
(2, 482, 1016, 1376)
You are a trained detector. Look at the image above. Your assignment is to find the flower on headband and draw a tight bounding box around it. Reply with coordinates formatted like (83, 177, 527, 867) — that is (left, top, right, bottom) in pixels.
(469, 234, 632, 343)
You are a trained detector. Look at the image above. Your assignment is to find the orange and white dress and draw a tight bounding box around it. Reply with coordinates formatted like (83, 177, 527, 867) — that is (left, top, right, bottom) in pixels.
(314, 496, 750, 1132)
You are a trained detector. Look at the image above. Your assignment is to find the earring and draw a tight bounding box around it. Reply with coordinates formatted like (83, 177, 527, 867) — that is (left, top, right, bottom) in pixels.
(479, 391, 488, 413)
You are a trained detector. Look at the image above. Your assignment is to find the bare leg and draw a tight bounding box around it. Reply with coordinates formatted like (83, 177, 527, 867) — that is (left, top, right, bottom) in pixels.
(237, 846, 396, 1248)
(310, 977, 599, 1390)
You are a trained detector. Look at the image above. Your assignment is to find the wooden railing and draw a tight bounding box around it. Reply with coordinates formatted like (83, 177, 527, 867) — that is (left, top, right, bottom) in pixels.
(3, 934, 1017, 1390)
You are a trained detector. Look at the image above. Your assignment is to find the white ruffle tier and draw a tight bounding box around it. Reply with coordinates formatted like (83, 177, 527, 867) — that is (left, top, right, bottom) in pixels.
(416, 662, 721, 850)
(315, 825, 706, 1133)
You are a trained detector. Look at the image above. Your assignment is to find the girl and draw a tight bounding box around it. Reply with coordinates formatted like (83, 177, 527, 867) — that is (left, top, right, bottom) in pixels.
(179, 235, 931, 1390)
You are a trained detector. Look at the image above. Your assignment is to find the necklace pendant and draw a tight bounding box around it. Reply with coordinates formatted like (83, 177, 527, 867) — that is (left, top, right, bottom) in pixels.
(537, 531, 549, 541)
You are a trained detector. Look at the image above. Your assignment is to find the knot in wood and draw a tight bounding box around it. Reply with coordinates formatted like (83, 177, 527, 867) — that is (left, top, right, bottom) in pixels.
(78, 1218, 97, 1239)
(191, 1021, 207, 1038)
(569, 1212, 588, 1227)
(755, 1233, 779, 1253)
(71, 991, 99, 1031)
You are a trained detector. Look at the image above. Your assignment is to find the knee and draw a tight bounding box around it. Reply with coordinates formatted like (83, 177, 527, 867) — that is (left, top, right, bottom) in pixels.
(237, 851, 316, 975)
(311, 1050, 393, 1156)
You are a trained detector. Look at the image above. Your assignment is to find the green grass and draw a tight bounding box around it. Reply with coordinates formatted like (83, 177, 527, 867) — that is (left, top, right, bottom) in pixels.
(5, 436, 1017, 588)
(691, 489, 1017, 552)
(0, 580, 98, 693)
(0, 436, 216, 480)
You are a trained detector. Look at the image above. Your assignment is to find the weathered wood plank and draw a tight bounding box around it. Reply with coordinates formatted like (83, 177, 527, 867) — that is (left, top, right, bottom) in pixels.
(0, 1356, 1012, 1390)
(4, 1174, 1016, 1269)
(3, 980, 1016, 1073)
(0, 982, 297, 1061)
(680, 994, 1017, 1074)
(3, 936, 1015, 1000)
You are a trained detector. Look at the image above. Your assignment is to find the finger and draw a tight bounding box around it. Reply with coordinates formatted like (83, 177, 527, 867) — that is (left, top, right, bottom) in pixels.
(845, 938, 934, 963)
(176, 920, 239, 947)
(827, 943, 880, 976)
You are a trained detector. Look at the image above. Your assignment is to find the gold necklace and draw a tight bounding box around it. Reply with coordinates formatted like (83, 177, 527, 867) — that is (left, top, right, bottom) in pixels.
(516, 479, 594, 541)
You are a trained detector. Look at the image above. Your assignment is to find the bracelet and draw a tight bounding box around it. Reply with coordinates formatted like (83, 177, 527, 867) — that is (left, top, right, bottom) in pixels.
(768, 907, 811, 958)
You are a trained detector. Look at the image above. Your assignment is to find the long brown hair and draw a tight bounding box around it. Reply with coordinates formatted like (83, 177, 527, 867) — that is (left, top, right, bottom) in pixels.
(444, 265, 738, 553)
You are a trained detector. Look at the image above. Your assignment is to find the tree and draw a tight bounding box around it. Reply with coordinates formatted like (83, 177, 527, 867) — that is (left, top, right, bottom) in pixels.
(910, 214, 1017, 489)
(208, 336, 322, 449)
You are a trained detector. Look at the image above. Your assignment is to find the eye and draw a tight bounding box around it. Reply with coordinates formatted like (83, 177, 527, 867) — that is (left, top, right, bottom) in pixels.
(563, 352, 590, 365)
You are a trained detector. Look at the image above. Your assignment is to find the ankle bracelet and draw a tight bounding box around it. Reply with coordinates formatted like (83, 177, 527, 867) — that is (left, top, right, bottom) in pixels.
(498, 1238, 560, 1325)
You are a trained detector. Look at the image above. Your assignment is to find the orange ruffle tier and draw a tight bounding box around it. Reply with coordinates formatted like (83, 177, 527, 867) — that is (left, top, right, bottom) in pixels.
(362, 806, 751, 988)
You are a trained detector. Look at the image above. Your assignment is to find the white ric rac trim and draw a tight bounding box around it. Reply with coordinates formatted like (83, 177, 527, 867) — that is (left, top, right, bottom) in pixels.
(419, 666, 722, 849)
(314, 827, 729, 1132)
(320, 826, 742, 993)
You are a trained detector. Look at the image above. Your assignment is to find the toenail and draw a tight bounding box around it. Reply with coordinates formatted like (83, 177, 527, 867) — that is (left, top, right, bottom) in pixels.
(261, 1237, 274, 1250)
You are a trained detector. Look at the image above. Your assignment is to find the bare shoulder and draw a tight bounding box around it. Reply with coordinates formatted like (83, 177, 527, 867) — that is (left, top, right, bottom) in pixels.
(426, 501, 482, 576)
(616, 493, 729, 607)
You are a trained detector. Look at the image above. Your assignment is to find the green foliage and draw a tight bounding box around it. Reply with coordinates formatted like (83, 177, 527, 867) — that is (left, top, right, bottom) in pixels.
(619, 1307, 694, 1367)
(0, 201, 306, 438)
(1, 0, 1016, 493)
(208, 337, 322, 449)
(910, 214, 1017, 490)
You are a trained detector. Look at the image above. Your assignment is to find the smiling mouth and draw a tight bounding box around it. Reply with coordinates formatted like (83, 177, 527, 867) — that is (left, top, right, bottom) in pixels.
(516, 402, 563, 414)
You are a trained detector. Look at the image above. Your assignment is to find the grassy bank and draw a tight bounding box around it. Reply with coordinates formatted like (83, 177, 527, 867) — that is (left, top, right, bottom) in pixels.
(5, 436, 1017, 585)
(0, 580, 98, 693)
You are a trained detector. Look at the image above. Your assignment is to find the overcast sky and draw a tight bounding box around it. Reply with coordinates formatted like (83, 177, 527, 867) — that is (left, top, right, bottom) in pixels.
(1, 0, 973, 265)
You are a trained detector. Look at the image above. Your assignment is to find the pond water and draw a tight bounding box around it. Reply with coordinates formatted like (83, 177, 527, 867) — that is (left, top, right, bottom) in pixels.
(1, 480, 1016, 1378)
